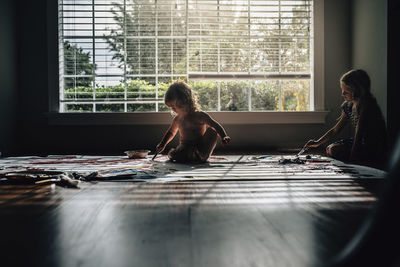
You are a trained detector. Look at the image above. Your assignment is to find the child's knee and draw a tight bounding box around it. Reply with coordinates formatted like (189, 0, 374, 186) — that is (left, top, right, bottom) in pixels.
(168, 148, 176, 159)
(168, 148, 188, 163)
(326, 143, 350, 161)
(194, 150, 210, 163)
(326, 145, 333, 156)
(327, 144, 342, 157)
(168, 148, 182, 162)
(205, 127, 217, 139)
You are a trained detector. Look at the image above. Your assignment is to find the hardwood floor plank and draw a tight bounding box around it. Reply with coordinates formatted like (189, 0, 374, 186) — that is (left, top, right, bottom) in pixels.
(0, 158, 384, 267)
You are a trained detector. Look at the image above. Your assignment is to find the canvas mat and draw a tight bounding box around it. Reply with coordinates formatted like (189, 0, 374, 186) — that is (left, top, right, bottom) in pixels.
(0, 154, 386, 183)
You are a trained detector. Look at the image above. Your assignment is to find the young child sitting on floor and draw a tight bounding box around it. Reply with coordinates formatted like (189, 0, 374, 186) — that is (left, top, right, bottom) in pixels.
(155, 81, 230, 163)
(303, 69, 387, 169)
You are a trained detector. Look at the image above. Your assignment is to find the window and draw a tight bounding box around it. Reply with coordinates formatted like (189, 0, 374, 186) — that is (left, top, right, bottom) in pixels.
(58, 0, 313, 113)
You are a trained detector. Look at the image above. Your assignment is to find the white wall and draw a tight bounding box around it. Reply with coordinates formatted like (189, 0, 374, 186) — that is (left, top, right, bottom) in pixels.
(351, 0, 387, 120)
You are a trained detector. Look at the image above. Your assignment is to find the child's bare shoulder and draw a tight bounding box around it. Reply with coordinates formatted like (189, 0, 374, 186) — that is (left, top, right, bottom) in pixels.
(172, 114, 181, 123)
(195, 111, 211, 119)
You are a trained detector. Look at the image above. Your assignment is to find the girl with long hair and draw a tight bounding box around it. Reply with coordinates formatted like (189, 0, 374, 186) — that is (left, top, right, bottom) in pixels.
(304, 69, 387, 168)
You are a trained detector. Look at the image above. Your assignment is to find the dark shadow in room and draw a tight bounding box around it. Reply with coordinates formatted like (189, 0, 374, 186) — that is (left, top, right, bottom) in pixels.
(326, 133, 400, 267)
(327, 0, 400, 264)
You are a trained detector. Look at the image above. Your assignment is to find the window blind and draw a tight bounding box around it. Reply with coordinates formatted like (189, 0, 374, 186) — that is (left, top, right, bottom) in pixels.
(59, 0, 313, 112)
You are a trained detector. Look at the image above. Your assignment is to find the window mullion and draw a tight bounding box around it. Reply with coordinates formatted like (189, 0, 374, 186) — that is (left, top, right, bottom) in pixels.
(186, 0, 189, 82)
(278, 0, 282, 111)
(92, 0, 96, 112)
(248, 0, 251, 111)
(217, 0, 220, 74)
(217, 0, 221, 111)
(123, 0, 127, 112)
(59, 0, 65, 112)
(155, 0, 159, 112)
(170, 3, 173, 81)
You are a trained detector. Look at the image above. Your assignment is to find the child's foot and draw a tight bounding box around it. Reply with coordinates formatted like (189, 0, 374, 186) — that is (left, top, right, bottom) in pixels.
(168, 148, 190, 163)
(194, 150, 209, 163)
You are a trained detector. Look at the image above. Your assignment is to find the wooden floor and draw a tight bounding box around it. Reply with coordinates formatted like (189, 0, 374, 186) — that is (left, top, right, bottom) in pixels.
(0, 179, 383, 267)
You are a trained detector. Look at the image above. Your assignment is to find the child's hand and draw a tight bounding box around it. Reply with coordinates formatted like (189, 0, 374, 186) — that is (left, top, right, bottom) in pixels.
(305, 139, 319, 148)
(222, 136, 231, 145)
(156, 143, 166, 153)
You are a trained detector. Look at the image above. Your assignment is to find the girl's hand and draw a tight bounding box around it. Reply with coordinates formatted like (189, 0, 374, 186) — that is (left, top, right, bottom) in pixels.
(305, 139, 319, 148)
(155, 143, 166, 153)
(222, 136, 231, 145)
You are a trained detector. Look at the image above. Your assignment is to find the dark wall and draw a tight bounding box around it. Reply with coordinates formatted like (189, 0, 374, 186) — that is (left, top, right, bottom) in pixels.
(13, 0, 353, 155)
(15, 0, 53, 155)
(0, 0, 17, 156)
(388, 0, 400, 146)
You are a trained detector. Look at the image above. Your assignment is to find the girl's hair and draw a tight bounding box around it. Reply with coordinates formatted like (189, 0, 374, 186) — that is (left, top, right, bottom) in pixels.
(340, 69, 372, 100)
(164, 81, 201, 113)
(340, 69, 373, 123)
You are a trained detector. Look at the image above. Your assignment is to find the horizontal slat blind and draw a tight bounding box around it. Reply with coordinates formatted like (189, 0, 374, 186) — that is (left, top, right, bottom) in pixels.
(188, 0, 312, 74)
(59, 0, 313, 112)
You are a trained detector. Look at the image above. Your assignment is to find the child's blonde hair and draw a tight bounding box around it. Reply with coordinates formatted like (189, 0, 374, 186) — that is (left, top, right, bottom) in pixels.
(164, 81, 200, 113)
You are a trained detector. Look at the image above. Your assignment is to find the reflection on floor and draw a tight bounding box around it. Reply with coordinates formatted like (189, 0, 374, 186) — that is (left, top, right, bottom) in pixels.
(0, 154, 386, 267)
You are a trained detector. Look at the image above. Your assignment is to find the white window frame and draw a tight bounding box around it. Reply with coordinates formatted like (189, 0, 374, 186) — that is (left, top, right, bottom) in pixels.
(47, 0, 327, 125)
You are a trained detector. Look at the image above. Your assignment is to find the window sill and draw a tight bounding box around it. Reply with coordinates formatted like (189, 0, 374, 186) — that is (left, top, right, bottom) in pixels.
(47, 111, 330, 125)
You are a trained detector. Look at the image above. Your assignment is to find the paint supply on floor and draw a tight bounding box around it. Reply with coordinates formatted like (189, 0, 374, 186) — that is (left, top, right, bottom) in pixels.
(124, 150, 151, 159)
(279, 158, 305, 164)
(0, 154, 386, 185)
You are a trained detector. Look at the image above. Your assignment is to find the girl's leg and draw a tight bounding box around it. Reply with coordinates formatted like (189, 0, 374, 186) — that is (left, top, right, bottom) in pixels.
(167, 148, 177, 161)
(168, 144, 193, 163)
(326, 143, 351, 161)
(196, 128, 218, 162)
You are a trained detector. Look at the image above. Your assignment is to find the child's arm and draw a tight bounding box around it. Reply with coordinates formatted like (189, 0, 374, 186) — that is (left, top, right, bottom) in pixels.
(201, 112, 230, 144)
(156, 117, 179, 153)
(305, 112, 347, 148)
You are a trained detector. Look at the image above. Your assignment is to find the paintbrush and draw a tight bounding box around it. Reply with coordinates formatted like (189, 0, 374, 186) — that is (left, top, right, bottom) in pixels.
(151, 152, 158, 161)
(296, 146, 308, 157)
